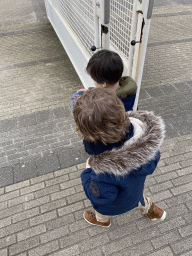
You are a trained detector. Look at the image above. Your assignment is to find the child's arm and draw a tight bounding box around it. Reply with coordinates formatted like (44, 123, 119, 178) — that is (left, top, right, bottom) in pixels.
(81, 168, 118, 207)
(76, 88, 88, 93)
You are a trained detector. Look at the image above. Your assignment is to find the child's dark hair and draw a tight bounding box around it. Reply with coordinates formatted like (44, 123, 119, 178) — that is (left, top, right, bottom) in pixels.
(86, 50, 124, 85)
(73, 88, 130, 145)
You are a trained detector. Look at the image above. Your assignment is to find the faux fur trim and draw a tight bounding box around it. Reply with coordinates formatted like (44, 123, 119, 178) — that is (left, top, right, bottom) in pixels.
(89, 111, 165, 176)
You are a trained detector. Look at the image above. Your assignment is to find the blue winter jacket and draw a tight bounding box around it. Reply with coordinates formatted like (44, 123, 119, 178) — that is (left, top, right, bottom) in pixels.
(81, 111, 165, 216)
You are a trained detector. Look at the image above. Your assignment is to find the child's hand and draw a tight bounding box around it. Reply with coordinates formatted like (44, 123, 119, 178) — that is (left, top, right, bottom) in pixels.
(77, 88, 88, 93)
(86, 157, 91, 168)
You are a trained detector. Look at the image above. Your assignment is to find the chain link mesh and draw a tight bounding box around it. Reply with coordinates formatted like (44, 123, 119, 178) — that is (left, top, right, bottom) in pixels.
(110, 0, 134, 60)
(52, 0, 95, 57)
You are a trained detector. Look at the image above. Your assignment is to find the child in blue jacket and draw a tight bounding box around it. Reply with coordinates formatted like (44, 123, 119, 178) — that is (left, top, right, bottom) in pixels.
(76, 49, 137, 112)
(73, 88, 166, 227)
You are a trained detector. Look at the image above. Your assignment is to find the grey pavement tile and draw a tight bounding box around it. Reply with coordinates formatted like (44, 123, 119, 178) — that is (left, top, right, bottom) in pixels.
(53, 106, 71, 119)
(0, 166, 13, 187)
(58, 147, 86, 169)
(174, 82, 192, 93)
(0, 118, 17, 133)
(35, 109, 54, 123)
(17, 114, 37, 128)
(13, 161, 38, 183)
(160, 84, 178, 95)
(145, 87, 165, 98)
(36, 154, 60, 175)
(138, 89, 151, 100)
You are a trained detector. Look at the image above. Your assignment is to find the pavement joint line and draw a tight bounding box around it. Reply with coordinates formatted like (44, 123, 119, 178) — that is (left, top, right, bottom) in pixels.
(0, 19, 47, 27)
(0, 26, 53, 37)
(153, 11, 192, 17)
(0, 57, 67, 71)
(148, 38, 192, 47)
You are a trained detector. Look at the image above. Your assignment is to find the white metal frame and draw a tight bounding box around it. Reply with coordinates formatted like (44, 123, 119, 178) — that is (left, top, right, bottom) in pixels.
(44, 0, 154, 109)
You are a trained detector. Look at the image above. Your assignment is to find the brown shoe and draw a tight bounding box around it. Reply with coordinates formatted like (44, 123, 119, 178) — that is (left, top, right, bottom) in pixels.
(83, 211, 111, 227)
(147, 203, 166, 220)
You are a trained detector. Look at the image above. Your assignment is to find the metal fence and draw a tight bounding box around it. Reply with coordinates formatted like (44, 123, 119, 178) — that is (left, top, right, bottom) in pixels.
(44, 0, 154, 110)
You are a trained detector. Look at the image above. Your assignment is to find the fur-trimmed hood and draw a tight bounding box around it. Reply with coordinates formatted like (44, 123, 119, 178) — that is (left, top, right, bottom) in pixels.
(89, 111, 165, 176)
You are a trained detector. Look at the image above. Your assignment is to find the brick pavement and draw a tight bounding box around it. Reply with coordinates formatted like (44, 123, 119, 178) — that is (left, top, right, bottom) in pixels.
(0, 134, 192, 255)
(0, 0, 192, 255)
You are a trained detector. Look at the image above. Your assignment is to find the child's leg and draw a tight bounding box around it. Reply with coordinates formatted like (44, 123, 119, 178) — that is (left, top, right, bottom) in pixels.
(138, 197, 152, 214)
(138, 197, 166, 220)
(95, 210, 110, 222)
(83, 210, 111, 227)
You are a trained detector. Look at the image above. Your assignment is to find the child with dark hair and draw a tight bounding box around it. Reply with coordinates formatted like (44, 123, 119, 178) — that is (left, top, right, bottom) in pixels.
(76, 49, 137, 111)
(73, 88, 166, 227)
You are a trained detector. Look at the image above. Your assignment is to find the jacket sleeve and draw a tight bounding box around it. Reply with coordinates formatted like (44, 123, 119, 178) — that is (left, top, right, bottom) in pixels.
(131, 151, 161, 176)
(81, 168, 118, 207)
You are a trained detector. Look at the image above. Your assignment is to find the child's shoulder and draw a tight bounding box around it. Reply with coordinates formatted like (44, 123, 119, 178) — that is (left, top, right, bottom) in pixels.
(116, 76, 137, 98)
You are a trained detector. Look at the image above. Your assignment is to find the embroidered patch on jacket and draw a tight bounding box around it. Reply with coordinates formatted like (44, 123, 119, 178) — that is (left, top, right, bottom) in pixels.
(90, 181, 100, 197)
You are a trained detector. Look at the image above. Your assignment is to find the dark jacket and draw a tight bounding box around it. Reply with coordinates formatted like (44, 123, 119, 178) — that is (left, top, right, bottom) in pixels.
(116, 76, 137, 111)
(81, 111, 165, 216)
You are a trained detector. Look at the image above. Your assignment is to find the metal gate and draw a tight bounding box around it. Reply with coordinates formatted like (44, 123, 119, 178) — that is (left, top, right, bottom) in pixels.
(44, 0, 154, 110)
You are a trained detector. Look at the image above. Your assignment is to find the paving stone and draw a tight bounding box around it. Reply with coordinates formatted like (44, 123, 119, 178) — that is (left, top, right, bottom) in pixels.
(36, 154, 61, 175)
(45, 174, 69, 187)
(180, 251, 192, 256)
(9, 236, 40, 256)
(35, 109, 54, 123)
(13, 161, 38, 183)
(0, 220, 29, 239)
(34, 184, 60, 198)
(40, 225, 69, 243)
(28, 240, 59, 256)
(171, 237, 192, 254)
(0, 118, 17, 133)
(112, 240, 153, 256)
(149, 180, 173, 193)
(58, 201, 84, 217)
(171, 183, 192, 195)
(30, 172, 54, 184)
(20, 182, 45, 195)
(58, 147, 86, 169)
(24, 195, 50, 210)
(0, 234, 16, 249)
(151, 230, 181, 249)
(17, 224, 46, 242)
(165, 193, 192, 207)
(158, 216, 186, 233)
(5, 180, 30, 193)
(52, 245, 80, 256)
(52, 106, 71, 119)
(40, 198, 67, 213)
(30, 210, 57, 227)
(59, 229, 90, 248)
(0, 166, 13, 187)
(0, 249, 7, 256)
(45, 214, 75, 231)
(17, 113, 37, 128)
(8, 193, 34, 207)
(179, 223, 192, 237)
(147, 247, 174, 256)
(0, 217, 11, 229)
(12, 207, 40, 223)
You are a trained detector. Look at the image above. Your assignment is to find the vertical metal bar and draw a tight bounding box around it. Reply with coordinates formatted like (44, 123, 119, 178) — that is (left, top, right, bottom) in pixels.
(131, 13, 143, 80)
(133, 1, 153, 111)
(101, 0, 110, 50)
(127, 0, 138, 76)
(94, 0, 100, 49)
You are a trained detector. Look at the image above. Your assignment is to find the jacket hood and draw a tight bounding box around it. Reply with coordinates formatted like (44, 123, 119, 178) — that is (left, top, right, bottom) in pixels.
(89, 111, 165, 176)
(116, 76, 137, 98)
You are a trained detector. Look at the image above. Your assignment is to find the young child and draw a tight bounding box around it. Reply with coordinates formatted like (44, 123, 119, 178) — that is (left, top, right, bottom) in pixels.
(76, 49, 137, 111)
(73, 88, 166, 227)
